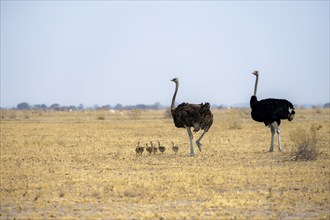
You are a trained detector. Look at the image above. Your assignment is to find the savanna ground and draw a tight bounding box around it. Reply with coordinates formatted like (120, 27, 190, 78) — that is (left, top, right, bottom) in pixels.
(0, 108, 329, 219)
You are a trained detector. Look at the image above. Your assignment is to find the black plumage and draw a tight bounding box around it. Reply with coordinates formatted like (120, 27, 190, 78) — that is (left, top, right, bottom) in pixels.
(250, 71, 295, 151)
(170, 78, 213, 156)
(250, 97, 295, 126)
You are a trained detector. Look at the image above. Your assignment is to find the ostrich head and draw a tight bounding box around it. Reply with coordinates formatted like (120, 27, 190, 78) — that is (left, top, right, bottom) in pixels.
(252, 70, 259, 76)
(171, 78, 179, 83)
(252, 71, 259, 96)
(288, 108, 295, 121)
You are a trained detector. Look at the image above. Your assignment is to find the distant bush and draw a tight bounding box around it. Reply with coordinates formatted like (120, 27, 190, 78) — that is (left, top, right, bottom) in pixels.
(9, 111, 17, 120)
(287, 125, 318, 161)
(164, 108, 172, 119)
(17, 102, 30, 110)
(323, 102, 330, 108)
(227, 110, 243, 130)
(97, 115, 106, 120)
(228, 120, 242, 130)
(128, 109, 142, 120)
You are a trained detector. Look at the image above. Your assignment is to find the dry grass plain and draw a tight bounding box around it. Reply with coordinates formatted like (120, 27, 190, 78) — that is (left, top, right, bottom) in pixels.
(0, 108, 329, 219)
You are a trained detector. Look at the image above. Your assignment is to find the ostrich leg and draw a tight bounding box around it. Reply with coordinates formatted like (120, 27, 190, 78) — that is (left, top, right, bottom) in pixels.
(272, 122, 282, 151)
(186, 127, 194, 157)
(196, 128, 208, 152)
(277, 128, 282, 151)
(269, 124, 275, 152)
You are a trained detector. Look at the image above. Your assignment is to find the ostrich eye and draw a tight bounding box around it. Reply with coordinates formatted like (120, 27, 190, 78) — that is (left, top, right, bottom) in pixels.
(288, 107, 295, 114)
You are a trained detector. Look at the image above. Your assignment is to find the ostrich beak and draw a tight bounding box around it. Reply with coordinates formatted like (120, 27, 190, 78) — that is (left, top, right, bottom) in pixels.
(252, 71, 259, 75)
(288, 114, 295, 121)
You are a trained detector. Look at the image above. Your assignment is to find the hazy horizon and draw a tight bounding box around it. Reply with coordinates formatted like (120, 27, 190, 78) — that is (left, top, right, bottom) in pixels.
(1, 1, 329, 108)
(2, 99, 329, 110)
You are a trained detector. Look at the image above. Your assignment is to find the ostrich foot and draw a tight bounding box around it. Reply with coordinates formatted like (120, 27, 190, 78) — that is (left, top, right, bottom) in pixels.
(268, 147, 274, 152)
(196, 141, 202, 152)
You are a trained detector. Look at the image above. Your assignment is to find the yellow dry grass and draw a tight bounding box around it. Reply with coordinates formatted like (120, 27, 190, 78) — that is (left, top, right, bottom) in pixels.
(1, 109, 329, 219)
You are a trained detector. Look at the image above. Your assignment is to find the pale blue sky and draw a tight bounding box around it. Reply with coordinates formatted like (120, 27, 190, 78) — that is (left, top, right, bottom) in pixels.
(1, 1, 329, 108)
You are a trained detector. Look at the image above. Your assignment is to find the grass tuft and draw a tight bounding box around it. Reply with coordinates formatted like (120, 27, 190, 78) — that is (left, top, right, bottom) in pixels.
(228, 120, 242, 130)
(287, 125, 318, 161)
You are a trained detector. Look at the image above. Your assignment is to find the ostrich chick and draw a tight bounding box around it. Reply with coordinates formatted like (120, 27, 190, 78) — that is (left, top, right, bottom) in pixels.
(150, 142, 158, 154)
(158, 141, 166, 154)
(146, 143, 153, 155)
(135, 141, 144, 155)
(172, 142, 179, 154)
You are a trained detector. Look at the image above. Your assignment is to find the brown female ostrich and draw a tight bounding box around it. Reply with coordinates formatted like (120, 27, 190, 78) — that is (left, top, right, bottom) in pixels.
(170, 78, 213, 156)
(250, 71, 295, 151)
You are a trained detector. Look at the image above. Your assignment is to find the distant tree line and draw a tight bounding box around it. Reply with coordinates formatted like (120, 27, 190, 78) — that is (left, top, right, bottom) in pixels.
(5, 101, 330, 111)
(13, 102, 167, 111)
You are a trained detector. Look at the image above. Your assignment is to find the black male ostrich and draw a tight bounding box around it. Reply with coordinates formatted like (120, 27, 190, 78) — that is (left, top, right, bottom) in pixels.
(250, 71, 295, 152)
(170, 78, 213, 156)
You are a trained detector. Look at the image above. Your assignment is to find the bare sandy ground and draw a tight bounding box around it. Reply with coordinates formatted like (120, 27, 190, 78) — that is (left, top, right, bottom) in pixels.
(1, 109, 329, 219)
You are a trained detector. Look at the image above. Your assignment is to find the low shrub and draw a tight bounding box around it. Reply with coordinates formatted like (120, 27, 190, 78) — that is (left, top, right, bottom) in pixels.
(287, 125, 318, 161)
(97, 115, 105, 120)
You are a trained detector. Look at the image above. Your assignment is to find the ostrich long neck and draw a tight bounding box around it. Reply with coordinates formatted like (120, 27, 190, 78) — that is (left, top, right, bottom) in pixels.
(171, 81, 179, 110)
(253, 74, 259, 96)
